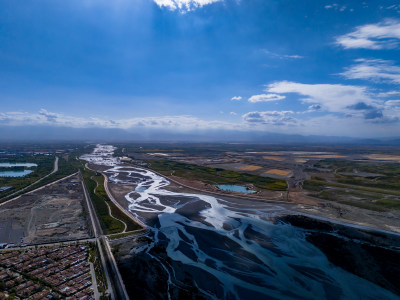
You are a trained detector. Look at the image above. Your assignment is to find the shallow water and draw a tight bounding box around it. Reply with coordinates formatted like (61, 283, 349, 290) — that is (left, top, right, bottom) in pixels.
(216, 184, 256, 194)
(82, 145, 399, 300)
(0, 170, 33, 177)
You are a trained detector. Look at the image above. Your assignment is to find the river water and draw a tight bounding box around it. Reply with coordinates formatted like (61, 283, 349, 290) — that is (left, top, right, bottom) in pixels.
(82, 145, 399, 300)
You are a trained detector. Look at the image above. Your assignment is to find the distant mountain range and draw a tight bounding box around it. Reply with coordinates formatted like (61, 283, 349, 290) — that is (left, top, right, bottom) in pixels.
(0, 125, 399, 145)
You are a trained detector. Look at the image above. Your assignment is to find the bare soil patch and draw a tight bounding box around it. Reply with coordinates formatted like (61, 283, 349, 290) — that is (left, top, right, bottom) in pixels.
(239, 165, 263, 171)
(263, 156, 285, 161)
(265, 169, 291, 176)
(363, 154, 400, 162)
(0, 174, 90, 244)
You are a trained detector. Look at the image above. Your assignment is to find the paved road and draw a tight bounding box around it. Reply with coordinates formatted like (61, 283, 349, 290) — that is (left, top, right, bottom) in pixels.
(80, 169, 129, 300)
(102, 173, 148, 230)
(89, 262, 100, 300)
(0, 171, 76, 209)
(143, 165, 290, 205)
(0, 237, 97, 252)
(0, 164, 129, 300)
(0, 156, 59, 202)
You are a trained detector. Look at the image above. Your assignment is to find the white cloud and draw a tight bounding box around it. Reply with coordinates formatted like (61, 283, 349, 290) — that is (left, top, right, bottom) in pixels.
(263, 50, 303, 59)
(0, 109, 240, 131)
(325, 3, 347, 12)
(230, 112, 237, 115)
(300, 114, 400, 137)
(242, 110, 296, 126)
(267, 81, 376, 113)
(385, 4, 400, 11)
(307, 104, 322, 112)
(231, 96, 242, 101)
(378, 91, 400, 98)
(153, 0, 221, 12)
(0, 108, 399, 138)
(336, 19, 400, 49)
(248, 93, 286, 103)
(266, 81, 399, 123)
(341, 59, 400, 84)
(386, 100, 400, 106)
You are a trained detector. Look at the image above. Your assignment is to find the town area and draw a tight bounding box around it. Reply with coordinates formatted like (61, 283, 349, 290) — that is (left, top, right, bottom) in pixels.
(0, 244, 97, 299)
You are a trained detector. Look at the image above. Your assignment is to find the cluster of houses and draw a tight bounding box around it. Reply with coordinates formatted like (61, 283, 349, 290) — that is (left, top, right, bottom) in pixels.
(0, 245, 95, 299)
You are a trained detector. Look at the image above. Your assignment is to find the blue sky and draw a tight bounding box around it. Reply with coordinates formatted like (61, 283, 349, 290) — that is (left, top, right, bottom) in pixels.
(1, 0, 400, 138)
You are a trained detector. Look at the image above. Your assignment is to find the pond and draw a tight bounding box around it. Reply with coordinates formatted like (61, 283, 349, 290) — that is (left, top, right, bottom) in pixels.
(0, 162, 37, 177)
(0, 170, 34, 177)
(216, 184, 256, 193)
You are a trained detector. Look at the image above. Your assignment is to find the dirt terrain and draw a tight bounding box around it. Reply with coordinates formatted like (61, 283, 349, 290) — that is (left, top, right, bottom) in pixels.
(0, 174, 91, 244)
(104, 164, 400, 234)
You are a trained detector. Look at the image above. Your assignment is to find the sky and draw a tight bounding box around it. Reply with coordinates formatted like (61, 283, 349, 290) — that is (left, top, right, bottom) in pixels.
(1, 0, 400, 139)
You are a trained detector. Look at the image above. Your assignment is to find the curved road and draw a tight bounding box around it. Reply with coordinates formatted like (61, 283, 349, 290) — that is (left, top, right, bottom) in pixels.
(102, 173, 148, 230)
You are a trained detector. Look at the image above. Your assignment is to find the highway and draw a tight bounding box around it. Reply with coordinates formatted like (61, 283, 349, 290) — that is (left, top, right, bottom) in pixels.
(79, 170, 129, 300)
(0, 162, 130, 299)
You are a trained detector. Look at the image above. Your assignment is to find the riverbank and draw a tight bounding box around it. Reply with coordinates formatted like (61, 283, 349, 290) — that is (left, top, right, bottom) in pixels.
(82, 145, 400, 299)
(277, 214, 400, 296)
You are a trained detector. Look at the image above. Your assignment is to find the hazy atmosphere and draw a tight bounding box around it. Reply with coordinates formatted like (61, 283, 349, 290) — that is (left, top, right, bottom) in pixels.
(1, 4, 400, 298)
(1, 0, 400, 140)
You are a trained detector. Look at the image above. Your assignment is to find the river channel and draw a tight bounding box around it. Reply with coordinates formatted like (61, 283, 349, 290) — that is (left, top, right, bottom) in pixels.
(81, 145, 399, 300)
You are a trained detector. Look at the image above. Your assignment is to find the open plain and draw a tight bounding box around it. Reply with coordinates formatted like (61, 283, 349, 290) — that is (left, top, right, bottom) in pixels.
(0, 174, 90, 245)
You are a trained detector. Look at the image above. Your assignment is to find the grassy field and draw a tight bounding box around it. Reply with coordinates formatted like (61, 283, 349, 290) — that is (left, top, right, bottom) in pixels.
(81, 166, 141, 235)
(146, 159, 287, 191)
(303, 177, 400, 211)
(88, 242, 107, 294)
(108, 231, 145, 240)
(312, 159, 400, 191)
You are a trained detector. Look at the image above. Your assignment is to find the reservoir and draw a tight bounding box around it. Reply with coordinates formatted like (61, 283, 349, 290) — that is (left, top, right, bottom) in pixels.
(216, 184, 256, 194)
(0, 170, 33, 177)
(0, 162, 37, 177)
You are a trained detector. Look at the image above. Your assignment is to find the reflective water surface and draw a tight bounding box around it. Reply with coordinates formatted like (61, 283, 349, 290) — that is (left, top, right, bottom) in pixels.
(216, 184, 256, 194)
(83, 145, 399, 300)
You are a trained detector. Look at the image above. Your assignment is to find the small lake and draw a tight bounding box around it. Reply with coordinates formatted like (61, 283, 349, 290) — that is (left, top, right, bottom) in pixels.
(0, 170, 34, 177)
(216, 184, 256, 193)
(0, 163, 37, 168)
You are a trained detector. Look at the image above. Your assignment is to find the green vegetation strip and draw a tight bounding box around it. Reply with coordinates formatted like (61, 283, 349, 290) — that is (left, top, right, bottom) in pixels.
(0, 155, 55, 199)
(303, 179, 400, 196)
(146, 160, 287, 191)
(304, 178, 400, 211)
(108, 231, 144, 240)
(81, 166, 141, 235)
(0, 149, 89, 202)
(313, 159, 400, 192)
(89, 242, 107, 294)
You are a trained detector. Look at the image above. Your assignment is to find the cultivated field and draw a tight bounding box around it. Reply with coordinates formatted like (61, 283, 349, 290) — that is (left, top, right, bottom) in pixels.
(363, 154, 400, 162)
(265, 169, 291, 176)
(239, 165, 263, 171)
(263, 156, 285, 161)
